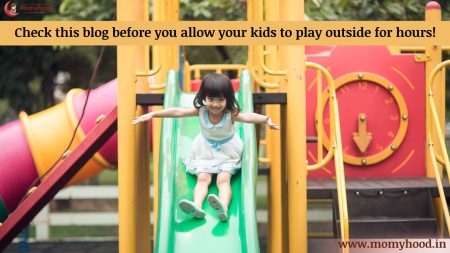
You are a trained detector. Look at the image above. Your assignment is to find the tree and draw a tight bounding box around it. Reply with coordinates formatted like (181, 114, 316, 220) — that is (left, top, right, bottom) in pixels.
(180, 0, 247, 68)
(0, 1, 116, 124)
(305, 0, 450, 21)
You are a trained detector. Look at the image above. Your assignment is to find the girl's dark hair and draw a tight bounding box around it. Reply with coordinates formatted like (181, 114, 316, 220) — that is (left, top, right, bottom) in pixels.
(193, 73, 240, 113)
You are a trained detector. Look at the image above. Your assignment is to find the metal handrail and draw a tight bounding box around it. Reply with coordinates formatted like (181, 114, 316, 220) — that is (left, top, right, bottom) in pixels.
(331, 92, 349, 242)
(249, 69, 280, 89)
(427, 60, 450, 235)
(307, 145, 335, 171)
(136, 70, 165, 90)
(428, 138, 450, 236)
(434, 151, 446, 166)
(184, 63, 247, 92)
(135, 65, 162, 78)
(135, 51, 163, 90)
(259, 47, 288, 76)
(400, 46, 450, 52)
(304, 62, 349, 244)
(428, 60, 450, 179)
(255, 47, 285, 164)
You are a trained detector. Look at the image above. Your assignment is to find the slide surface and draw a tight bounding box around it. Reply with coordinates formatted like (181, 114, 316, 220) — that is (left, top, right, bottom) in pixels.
(155, 70, 259, 253)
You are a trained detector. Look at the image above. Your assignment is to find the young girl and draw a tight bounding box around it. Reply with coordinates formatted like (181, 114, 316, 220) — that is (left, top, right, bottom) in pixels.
(132, 73, 279, 222)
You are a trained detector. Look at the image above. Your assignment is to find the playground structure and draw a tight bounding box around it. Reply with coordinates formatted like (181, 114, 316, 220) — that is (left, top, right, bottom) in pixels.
(1, 1, 450, 253)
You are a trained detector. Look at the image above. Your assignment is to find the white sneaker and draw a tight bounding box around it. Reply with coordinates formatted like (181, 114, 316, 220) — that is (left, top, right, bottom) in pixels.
(207, 194, 228, 222)
(178, 199, 205, 219)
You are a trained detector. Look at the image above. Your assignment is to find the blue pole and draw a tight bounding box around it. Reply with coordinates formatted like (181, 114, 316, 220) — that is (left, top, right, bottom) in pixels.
(18, 226, 29, 252)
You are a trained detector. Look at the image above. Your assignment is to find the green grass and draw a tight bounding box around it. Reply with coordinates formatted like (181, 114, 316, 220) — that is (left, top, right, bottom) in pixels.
(24, 225, 118, 239)
(98, 169, 118, 185)
(50, 226, 118, 238)
(256, 196, 268, 209)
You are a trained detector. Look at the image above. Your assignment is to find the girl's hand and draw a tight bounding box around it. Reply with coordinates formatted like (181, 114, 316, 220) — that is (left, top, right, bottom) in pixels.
(132, 113, 152, 125)
(266, 116, 280, 130)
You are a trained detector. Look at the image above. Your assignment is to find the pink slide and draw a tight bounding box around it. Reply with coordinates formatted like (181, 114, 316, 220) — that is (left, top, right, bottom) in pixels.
(0, 79, 147, 221)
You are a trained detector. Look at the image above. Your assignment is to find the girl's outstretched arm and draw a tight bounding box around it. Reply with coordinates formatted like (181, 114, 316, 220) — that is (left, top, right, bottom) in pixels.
(234, 112, 280, 130)
(132, 107, 198, 124)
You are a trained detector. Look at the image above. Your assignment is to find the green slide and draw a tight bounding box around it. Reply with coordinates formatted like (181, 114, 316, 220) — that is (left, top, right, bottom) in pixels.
(155, 70, 260, 253)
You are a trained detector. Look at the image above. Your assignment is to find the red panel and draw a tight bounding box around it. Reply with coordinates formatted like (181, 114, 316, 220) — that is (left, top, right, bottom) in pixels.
(306, 46, 425, 178)
(190, 78, 240, 92)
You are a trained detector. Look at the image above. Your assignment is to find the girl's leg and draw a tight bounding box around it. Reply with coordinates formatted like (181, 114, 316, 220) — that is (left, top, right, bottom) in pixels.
(216, 172, 232, 210)
(193, 172, 212, 208)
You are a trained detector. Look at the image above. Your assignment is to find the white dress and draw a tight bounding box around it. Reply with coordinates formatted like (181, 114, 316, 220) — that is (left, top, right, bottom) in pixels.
(184, 107, 243, 175)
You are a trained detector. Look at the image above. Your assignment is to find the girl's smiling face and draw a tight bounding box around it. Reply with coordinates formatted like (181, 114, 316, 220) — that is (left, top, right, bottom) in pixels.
(205, 96, 227, 115)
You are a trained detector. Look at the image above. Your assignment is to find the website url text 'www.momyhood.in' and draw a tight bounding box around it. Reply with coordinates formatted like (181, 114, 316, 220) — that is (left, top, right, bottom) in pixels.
(337, 239, 446, 252)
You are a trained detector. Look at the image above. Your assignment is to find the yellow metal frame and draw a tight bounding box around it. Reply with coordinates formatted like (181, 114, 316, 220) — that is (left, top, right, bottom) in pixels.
(259, 47, 288, 76)
(305, 62, 349, 246)
(250, 69, 280, 89)
(151, 0, 179, 241)
(257, 3, 286, 252)
(426, 60, 450, 235)
(136, 70, 166, 91)
(183, 62, 246, 91)
(256, 45, 286, 164)
(392, 45, 450, 53)
(276, 2, 307, 250)
(136, 66, 162, 79)
(318, 72, 409, 166)
(422, 4, 445, 237)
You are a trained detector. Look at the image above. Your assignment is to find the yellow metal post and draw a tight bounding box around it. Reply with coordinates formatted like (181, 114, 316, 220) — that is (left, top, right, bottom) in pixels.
(263, 0, 285, 252)
(151, 0, 164, 239)
(152, 0, 180, 239)
(425, 1, 443, 175)
(117, 0, 137, 252)
(247, 0, 255, 91)
(279, 0, 306, 252)
(168, 0, 179, 71)
(425, 1, 444, 237)
(267, 78, 284, 253)
(135, 0, 151, 251)
(247, 0, 264, 92)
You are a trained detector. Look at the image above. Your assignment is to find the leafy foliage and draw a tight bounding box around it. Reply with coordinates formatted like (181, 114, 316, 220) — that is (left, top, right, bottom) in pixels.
(44, 0, 115, 21)
(0, 1, 116, 123)
(179, 0, 247, 73)
(305, 0, 450, 21)
(180, 0, 246, 20)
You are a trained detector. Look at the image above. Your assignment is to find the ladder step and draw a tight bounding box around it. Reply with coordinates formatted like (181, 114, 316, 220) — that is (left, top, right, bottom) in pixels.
(336, 218, 438, 238)
(332, 188, 439, 238)
(339, 217, 437, 223)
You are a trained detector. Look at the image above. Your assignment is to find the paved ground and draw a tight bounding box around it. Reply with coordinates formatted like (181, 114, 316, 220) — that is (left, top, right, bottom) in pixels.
(4, 226, 269, 253)
(2, 223, 267, 252)
(4, 240, 119, 253)
(4, 238, 268, 253)
(4, 238, 342, 253)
